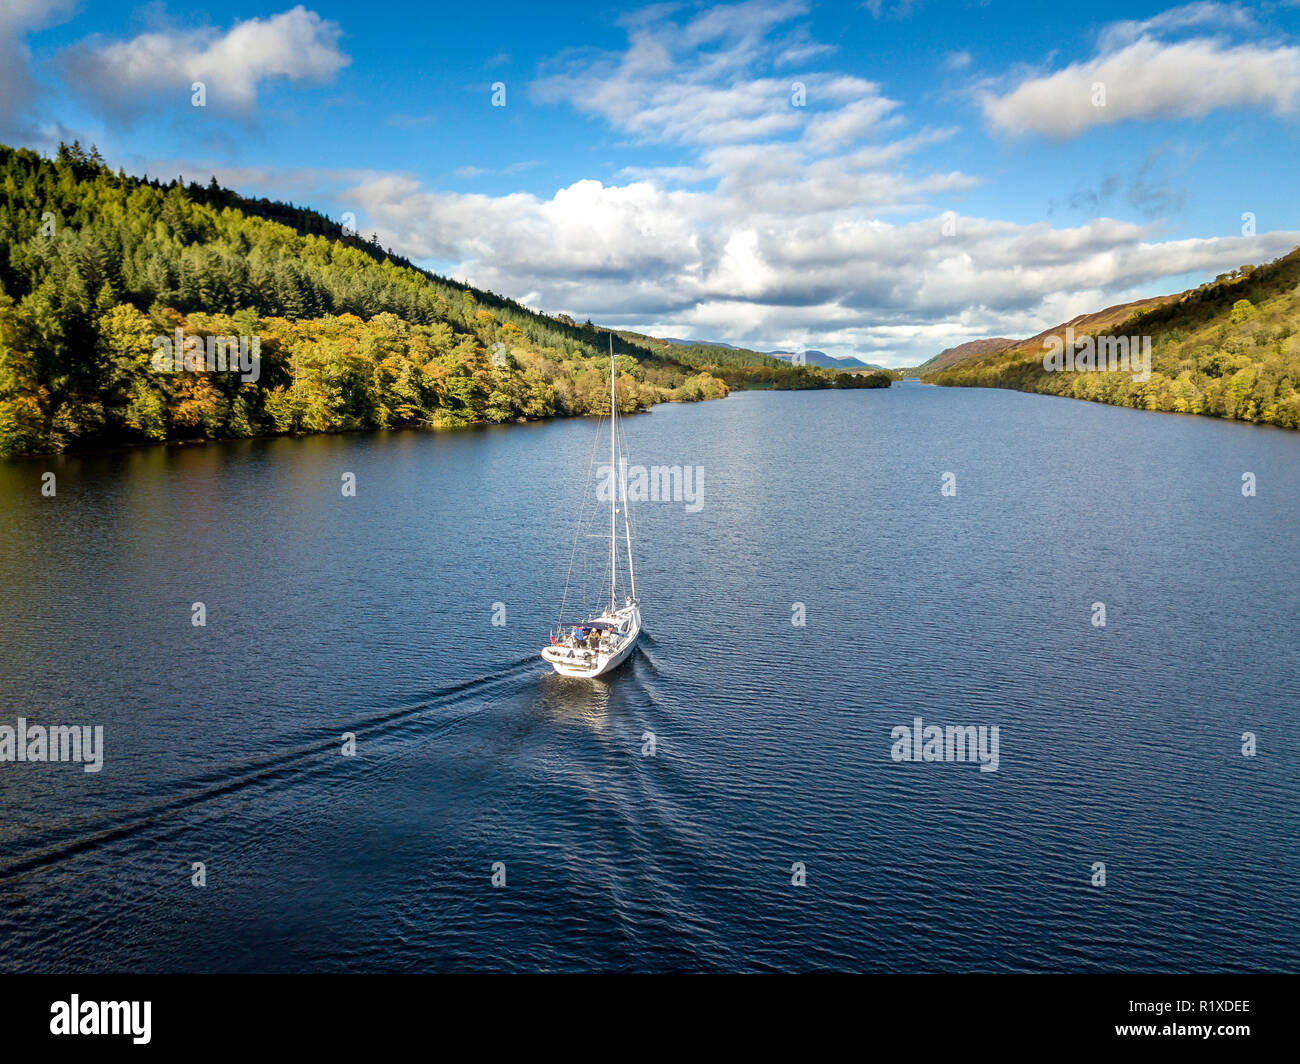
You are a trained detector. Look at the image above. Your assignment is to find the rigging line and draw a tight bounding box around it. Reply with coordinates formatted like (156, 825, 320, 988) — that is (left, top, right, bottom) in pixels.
(562, 410, 605, 626)
(609, 334, 617, 613)
(618, 410, 638, 542)
(556, 408, 606, 629)
(618, 405, 636, 603)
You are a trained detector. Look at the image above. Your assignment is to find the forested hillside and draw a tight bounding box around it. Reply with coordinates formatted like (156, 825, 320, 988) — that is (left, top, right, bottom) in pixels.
(618, 330, 893, 389)
(925, 250, 1300, 429)
(915, 337, 1016, 375)
(0, 142, 882, 456)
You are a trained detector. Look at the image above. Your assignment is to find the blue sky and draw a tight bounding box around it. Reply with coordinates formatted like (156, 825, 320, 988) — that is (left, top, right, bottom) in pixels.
(4, 0, 1299, 365)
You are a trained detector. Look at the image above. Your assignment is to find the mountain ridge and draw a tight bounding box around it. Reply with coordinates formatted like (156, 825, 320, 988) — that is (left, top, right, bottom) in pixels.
(922, 251, 1300, 429)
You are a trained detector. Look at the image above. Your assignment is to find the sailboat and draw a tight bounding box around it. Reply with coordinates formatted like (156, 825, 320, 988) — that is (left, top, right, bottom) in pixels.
(541, 336, 642, 678)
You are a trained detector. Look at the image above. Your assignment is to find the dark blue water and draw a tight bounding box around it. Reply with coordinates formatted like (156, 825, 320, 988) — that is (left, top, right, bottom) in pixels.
(1, 384, 1297, 972)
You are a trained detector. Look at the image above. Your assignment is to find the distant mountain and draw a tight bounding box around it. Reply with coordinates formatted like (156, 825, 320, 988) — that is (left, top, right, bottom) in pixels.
(618, 331, 784, 367)
(924, 249, 1300, 430)
(614, 329, 891, 388)
(919, 295, 1180, 376)
(768, 349, 886, 371)
(643, 337, 887, 371)
(659, 337, 741, 349)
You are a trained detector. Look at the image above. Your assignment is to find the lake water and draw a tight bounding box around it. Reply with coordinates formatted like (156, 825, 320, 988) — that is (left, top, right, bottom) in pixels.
(1, 383, 1297, 972)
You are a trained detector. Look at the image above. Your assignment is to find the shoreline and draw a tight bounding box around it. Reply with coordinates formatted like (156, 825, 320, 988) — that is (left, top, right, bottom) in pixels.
(924, 377, 1300, 433)
(0, 387, 733, 463)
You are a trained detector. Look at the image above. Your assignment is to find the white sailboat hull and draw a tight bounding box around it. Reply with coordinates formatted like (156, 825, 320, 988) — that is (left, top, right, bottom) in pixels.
(541, 606, 640, 678)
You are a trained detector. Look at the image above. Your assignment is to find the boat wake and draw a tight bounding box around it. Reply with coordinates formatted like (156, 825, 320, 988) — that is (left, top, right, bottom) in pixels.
(0, 656, 542, 886)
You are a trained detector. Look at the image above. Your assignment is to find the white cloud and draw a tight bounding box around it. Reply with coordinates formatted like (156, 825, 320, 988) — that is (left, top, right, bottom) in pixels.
(331, 1, 1298, 367)
(351, 163, 1300, 365)
(801, 94, 901, 154)
(59, 5, 350, 120)
(532, 3, 896, 151)
(983, 8, 1300, 138)
(4, 0, 1291, 369)
(1097, 1, 1255, 51)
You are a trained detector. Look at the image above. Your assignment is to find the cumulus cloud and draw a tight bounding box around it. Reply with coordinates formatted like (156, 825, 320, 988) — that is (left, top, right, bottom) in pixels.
(351, 167, 1299, 365)
(533, 2, 899, 151)
(345, 0, 1295, 366)
(982, 6, 1300, 138)
(58, 5, 349, 120)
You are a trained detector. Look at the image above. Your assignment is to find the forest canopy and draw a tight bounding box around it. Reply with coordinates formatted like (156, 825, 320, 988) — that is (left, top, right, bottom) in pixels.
(0, 142, 886, 457)
(924, 251, 1300, 430)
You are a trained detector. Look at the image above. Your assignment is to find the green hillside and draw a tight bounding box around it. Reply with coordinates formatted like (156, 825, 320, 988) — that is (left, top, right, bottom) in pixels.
(916, 337, 1016, 374)
(925, 249, 1300, 429)
(618, 330, 892, 390)
(0, 142, 884, 457)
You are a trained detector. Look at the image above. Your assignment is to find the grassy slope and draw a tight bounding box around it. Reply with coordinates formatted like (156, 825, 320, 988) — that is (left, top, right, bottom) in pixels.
(923, 248, 1300, 429)
(916, 337, 1016, 374)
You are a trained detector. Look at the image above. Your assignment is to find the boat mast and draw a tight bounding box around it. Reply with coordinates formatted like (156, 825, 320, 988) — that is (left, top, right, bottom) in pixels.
(609, 333, 617, 613)
(621, 399, 636, 605)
